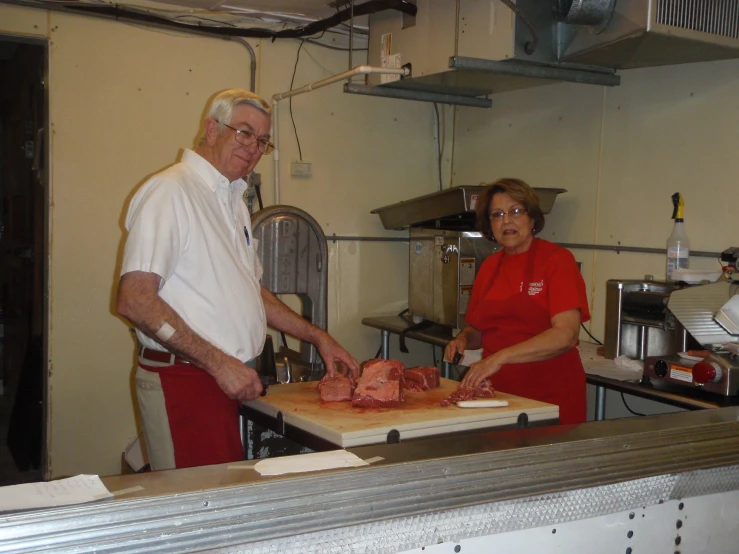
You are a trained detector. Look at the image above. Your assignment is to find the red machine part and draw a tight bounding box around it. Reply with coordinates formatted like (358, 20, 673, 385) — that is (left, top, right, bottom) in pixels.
(693, 361, 723, 385)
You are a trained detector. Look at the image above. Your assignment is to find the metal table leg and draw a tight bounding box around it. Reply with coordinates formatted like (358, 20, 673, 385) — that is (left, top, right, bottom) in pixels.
(239, 412, 246, 459)
(381, 330, 390, 360)
(595, 385, 606, 421)
(442, 361, 451, 380)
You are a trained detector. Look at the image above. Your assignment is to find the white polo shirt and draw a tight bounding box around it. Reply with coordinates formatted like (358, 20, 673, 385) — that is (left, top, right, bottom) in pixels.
(122, 149, 266, 362)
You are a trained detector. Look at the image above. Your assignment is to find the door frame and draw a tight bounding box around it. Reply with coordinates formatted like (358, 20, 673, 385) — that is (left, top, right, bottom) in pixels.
(1, 32, 50, 480)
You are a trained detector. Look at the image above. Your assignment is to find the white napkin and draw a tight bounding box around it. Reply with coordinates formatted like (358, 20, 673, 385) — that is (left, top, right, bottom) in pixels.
(614, 355, 643, 373)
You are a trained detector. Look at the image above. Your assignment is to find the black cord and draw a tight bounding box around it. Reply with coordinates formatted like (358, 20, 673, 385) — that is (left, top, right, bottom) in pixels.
(374, 309, 411, 359)
(289, 40, 305, 161)
(61, 0, 416, 40)
(173, 14, 238, 27)
(432, 345, 437, 367)
(254, 180, 263, 210)
(620, 393, 646, 416)
(581, 323, 603, 346)
(433, 103, 442, 190)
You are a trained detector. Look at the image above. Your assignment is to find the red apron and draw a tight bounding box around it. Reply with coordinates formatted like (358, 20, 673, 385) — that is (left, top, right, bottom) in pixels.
(471, 239, 586, 425)
(140, 362, 243, 468)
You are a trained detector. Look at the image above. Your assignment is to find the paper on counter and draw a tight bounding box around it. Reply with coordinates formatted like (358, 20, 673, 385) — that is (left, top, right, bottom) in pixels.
(579, 342, 643, 381)
(254, 450, 369, 477)
(0, 475, 113, 512)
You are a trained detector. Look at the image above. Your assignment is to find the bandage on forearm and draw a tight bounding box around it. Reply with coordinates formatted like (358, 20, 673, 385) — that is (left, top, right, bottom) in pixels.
(155, 322, 176, 342)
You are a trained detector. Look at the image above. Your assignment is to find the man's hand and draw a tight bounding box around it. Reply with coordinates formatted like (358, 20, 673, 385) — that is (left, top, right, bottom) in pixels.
(211, 357, 264, 402)
(260, 285, 360, 379)
(316, 334, 360, 380)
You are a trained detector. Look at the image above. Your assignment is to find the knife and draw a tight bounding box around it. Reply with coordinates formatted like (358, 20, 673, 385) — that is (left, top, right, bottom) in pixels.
(256, 334, 278, 396)
(456, 400, 509, 408)
(259, 375, 278, 396)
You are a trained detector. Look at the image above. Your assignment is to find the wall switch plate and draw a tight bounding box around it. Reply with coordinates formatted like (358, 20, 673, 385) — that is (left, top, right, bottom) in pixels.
(291, 161, 312, 177)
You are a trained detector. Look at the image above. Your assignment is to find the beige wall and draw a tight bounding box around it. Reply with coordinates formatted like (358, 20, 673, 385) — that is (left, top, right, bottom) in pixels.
(453, 59, 739, 341)
(5, 2, 738, 477)
(453, 58, 739, 419)
(1, 4, 438, 477)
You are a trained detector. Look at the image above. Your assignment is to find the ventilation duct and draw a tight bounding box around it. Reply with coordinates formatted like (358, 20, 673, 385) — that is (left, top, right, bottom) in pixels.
(354, 0, 739, 103)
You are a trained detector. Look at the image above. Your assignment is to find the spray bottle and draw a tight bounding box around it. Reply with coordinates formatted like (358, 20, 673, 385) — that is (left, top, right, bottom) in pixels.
(666, 192, 690, 281)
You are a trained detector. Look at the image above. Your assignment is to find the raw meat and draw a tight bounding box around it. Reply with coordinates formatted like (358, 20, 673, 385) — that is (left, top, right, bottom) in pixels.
(352, 359, 405, 408)
(404, 366, 441, 392)
(440, 379, 495, 407)
(318, 373, 355, 402)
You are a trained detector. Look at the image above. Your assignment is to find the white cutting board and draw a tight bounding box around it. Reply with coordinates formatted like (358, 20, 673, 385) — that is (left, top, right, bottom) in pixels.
(243, 378, 559, 447)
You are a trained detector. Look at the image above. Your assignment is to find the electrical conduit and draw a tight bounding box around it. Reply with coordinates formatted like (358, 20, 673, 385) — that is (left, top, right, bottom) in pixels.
(270, 65, 409, 203)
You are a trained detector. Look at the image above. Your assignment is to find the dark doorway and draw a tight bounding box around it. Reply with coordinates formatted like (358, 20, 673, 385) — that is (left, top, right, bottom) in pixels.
(0, 36, 48, 485)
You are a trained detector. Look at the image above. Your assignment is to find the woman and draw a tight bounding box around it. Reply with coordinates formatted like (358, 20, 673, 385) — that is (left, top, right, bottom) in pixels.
(444, 178, 589, 424)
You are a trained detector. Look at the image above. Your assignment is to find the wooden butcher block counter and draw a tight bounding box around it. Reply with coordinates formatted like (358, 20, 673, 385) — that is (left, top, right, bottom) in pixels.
(242, 378, 559, 448)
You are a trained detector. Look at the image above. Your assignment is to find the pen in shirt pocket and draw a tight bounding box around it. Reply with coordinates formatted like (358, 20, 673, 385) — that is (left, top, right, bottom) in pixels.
(243, 226, 250, 246)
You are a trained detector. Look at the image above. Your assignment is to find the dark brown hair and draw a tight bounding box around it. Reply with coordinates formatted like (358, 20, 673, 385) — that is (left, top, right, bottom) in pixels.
(475, 178, 545, 241)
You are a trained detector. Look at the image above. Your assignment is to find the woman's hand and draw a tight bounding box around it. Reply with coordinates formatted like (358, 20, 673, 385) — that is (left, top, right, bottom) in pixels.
(445, 334, 468, 364)
(461, 354, 503, 389)
(445, 326, 482, 364)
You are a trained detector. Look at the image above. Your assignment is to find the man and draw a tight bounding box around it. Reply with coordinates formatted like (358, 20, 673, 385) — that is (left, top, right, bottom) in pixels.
(117, 89, 359, 470)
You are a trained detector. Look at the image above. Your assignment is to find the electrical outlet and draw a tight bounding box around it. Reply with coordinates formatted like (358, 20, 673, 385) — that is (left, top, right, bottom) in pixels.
(291, 161, 312, 178)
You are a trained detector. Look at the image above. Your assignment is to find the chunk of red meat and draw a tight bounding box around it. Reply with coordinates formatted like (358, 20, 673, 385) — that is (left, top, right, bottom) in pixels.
(440, 379, 495, 407)
(404, 366, 441, 392)
(318, 373, 355, 402)
(352, 359, 405, 408)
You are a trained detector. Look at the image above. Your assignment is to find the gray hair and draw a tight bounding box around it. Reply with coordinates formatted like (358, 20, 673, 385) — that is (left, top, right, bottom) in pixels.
(198, 89, 271, 144)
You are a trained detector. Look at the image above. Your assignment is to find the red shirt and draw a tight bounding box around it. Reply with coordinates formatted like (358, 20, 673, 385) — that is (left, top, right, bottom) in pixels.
(468, 239, 590, 331)
(465, 239, 589, 424)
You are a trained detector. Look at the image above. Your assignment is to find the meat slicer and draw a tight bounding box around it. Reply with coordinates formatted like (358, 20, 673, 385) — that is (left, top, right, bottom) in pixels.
(643, 266, 739, 397)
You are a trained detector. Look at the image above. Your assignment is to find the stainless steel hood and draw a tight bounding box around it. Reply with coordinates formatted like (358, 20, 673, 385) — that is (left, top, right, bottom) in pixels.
(371, 186, 566, 230)
(559, 0, 739, 69)
(355, 0, 739, 104)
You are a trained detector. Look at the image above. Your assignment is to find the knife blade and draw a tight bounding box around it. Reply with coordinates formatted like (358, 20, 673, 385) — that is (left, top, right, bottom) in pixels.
(256, 334, 278, 396)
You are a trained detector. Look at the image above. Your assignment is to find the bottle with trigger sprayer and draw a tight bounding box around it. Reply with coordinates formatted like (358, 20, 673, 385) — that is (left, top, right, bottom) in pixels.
(666, 192, 690, 281)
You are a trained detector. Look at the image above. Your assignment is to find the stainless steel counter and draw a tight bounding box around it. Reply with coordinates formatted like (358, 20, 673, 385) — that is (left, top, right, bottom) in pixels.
(363, 316, 739, 417)
(586, 373, 739, 410)
(4, 408, 739, 552)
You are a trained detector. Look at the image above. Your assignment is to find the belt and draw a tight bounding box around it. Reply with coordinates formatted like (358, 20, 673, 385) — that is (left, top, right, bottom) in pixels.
(139, 346, 191, 366)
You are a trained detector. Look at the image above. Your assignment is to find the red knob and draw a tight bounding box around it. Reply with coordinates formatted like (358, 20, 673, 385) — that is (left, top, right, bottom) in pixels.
(693, 361, 719, 384)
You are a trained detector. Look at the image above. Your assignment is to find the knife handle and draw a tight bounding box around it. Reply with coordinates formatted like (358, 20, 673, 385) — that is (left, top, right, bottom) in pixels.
(259, 375, 270, 396)
(456, 400, 509, 408)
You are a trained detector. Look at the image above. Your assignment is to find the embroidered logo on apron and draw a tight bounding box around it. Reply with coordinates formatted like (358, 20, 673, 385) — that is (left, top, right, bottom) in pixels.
(528, 280, 544, 296)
